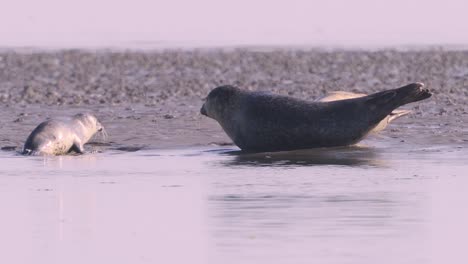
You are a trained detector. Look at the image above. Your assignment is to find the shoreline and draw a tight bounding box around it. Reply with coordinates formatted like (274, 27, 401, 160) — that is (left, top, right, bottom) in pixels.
(2, 43, 468, 53)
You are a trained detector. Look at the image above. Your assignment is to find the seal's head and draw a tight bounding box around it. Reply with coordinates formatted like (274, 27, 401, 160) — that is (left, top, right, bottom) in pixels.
(74, 113, 103, 131)
(201, 85, 242, 121)
(73, 113, 105, 141)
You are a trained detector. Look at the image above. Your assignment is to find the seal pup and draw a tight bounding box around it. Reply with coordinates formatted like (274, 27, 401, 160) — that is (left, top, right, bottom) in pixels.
(23, 113, 105, 155)
(200, 83, 431, 152)
(316, 91, 411, 133)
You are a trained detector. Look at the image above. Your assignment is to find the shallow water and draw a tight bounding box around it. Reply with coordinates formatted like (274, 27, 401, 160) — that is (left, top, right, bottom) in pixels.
(1, 142, 467, 264)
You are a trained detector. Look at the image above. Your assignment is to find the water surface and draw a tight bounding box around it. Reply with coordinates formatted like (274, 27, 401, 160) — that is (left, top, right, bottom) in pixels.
(0, 143, 466, 264)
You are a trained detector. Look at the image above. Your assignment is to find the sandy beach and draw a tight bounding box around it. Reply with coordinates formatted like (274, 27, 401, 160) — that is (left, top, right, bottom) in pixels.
(0, 48, 467, 151)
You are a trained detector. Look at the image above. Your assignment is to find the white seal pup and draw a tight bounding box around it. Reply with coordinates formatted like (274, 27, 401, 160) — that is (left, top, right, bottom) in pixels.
(316, 91, 412, 133)
(23, 113, 104, 155)
(200, 83, 432, 152)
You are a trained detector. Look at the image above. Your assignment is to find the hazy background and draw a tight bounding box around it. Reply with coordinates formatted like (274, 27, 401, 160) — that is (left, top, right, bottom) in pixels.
(1, 0, 467, 48)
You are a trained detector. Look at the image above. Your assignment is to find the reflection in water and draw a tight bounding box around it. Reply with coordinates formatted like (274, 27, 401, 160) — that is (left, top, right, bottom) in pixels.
(220, 145, 385, 167)
(206, 161, 429, 264)
(209, 192, 398, 236)
(86, 141, 145, 153)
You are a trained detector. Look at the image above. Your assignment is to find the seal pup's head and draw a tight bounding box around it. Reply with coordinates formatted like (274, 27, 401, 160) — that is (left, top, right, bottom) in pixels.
(72, 113, 105, 142)
(201, 85, 242, 122)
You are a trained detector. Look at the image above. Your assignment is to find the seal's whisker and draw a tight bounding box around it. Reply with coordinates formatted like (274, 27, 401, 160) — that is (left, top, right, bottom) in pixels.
(100, 127, 108, 141)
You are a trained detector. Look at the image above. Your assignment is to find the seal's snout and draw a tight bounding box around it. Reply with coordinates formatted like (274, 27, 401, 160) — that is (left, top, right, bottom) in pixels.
(200, 104, 207, 116)
(96, 121, 104, 132)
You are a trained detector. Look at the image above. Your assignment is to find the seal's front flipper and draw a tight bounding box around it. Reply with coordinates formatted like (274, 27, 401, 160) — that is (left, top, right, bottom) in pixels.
(22, 148, 33, 155)
(69, 142, 85, 154)
(388, 109, 412, 123)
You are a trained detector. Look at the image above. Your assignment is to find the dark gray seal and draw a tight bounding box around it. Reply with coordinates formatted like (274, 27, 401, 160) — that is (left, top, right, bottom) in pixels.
(200, 83, 432, 152)
(23, 113, 105, 155)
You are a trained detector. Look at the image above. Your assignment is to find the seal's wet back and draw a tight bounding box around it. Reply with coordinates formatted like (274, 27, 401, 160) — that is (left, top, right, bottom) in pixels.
(201, 83, 432, 152)
(23, 113, 104, 155)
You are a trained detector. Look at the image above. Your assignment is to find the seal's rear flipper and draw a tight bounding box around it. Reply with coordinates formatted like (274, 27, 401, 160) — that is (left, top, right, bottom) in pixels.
(393, 82, 432, 106)
(366, 83, 432, 109)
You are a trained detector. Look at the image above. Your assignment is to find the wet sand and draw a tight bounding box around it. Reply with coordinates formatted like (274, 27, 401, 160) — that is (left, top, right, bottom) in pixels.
(0, 48, 467, 264)
(0, 48, 467, 151)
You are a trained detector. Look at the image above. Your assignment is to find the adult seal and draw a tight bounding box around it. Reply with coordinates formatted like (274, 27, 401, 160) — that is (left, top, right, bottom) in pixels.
(23, 113, 105, 155)
(315, 91, 412, 133)
(200, 83, 432, 152)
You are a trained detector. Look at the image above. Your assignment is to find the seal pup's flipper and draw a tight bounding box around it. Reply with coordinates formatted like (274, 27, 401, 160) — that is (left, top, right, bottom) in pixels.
(69, 141, 85, 154)
(22, 148, 34, 155)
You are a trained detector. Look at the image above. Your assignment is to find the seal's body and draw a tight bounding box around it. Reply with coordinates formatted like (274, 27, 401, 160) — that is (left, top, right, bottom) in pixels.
(23, 113, 104, 155)
(316, 91, 412, 133)
(201, 83, 431, 152)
